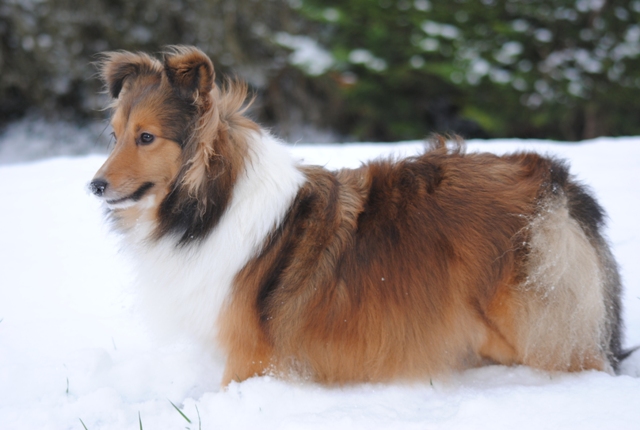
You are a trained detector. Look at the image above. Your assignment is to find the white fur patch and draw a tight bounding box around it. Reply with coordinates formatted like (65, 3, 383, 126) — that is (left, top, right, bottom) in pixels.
(106, 194, 156, 211)
(123, 131, 305, 346)
(517, 195, 609, 372)
(105, 199, 137, 211)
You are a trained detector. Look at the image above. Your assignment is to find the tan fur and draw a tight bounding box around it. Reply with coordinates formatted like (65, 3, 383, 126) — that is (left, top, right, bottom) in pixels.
(218, 144, 617, 385)
(181, 81, 258, 216)
(94, 93, 183, 230)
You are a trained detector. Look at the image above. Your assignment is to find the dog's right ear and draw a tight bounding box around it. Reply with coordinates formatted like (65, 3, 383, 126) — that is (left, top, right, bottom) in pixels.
(163, 46, 215, 108)
(99, 51, 163, 99)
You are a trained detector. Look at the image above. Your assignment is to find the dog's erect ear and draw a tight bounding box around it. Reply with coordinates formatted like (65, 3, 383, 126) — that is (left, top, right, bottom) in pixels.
(99, 51, 162, 99)
(163, 46, 215, 106)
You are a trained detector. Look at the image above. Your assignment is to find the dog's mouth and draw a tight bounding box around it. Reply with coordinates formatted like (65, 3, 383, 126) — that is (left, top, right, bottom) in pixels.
(105, 182, 155, 209)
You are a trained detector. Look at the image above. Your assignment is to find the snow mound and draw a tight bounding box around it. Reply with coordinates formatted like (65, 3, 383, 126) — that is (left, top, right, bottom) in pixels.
(0, 136, 639, 429)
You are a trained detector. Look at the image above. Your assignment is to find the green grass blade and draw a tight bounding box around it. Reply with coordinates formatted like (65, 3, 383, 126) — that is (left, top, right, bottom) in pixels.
(169, 399, 192, 424)
(79, 418, 89, 430)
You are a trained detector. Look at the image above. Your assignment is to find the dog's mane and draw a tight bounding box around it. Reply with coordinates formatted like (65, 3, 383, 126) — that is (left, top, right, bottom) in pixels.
(181, 79, 258, 195)
(157, 78, 260, 245)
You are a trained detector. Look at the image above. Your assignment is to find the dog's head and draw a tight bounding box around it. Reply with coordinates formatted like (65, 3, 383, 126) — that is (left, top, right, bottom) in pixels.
(90, 47, 214, 210)
(90, 47, 256, 241)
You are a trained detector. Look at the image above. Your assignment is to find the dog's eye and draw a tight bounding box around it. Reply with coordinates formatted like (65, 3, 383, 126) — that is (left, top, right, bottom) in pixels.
(139, 132, 155, 145)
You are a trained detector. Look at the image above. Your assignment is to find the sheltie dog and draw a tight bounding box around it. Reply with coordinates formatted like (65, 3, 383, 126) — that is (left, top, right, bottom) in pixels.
(90, 46, 627, 386)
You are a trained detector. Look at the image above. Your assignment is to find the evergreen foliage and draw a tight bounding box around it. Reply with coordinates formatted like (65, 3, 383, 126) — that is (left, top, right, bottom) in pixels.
(299, 0, 640, 140)
(1, 0, 639, 141)
(0, 0, 333, 140)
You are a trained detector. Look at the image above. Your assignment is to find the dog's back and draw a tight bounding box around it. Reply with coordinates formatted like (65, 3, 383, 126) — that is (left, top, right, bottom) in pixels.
(221, 139, 622, 384)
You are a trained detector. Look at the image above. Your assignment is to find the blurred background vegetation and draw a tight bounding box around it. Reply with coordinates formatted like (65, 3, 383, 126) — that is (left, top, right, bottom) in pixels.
(1, 0, 639, 146)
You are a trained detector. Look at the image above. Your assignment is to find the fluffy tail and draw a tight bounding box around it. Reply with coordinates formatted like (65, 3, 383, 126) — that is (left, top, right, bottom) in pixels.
(552, 158, 626, 371)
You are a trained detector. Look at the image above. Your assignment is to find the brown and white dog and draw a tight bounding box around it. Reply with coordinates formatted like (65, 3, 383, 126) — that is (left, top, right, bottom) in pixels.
(90, 46, 626, 386)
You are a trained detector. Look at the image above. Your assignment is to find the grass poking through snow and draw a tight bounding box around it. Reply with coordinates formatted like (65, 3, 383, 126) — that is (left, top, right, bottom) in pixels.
(169, 399, 201, 429)
(169, 399, 191, 424)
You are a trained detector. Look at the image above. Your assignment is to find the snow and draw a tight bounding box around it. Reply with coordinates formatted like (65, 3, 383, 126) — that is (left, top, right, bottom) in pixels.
(0, 135, 639, 429)
(274, 32, 335, 76)
(0, 119, 108, 165)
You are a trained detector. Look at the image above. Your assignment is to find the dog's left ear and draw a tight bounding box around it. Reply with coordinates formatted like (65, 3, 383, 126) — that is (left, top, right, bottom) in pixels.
(163, 46, 215, 108)
(99, 51, 162, 99)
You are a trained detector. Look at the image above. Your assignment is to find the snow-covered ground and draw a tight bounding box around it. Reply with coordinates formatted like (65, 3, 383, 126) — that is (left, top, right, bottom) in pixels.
(0, 135, 639, 429)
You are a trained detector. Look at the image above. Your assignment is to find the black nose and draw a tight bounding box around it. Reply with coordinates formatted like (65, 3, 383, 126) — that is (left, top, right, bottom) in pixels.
(90, 179, 108, 197)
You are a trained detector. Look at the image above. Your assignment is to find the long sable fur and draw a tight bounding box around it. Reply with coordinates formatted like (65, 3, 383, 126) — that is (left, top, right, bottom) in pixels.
(94, 47, 627, 386)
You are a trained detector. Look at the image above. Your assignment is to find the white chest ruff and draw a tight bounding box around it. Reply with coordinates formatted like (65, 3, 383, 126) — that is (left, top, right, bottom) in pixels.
(125, 132, 305, 344)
